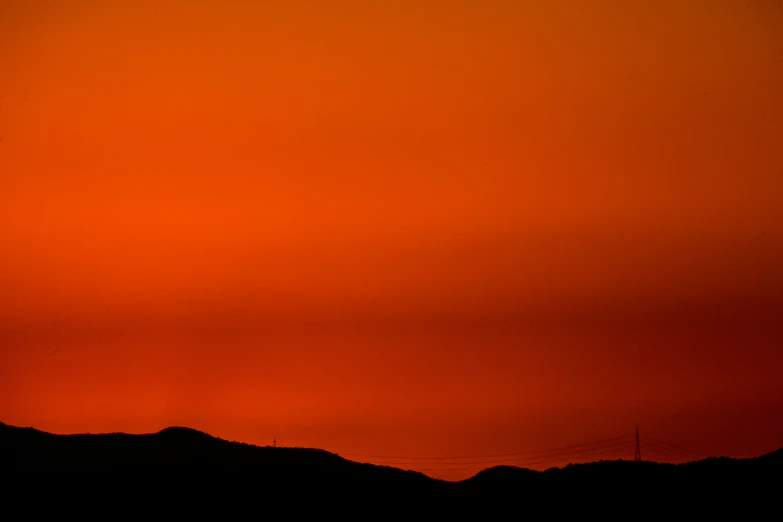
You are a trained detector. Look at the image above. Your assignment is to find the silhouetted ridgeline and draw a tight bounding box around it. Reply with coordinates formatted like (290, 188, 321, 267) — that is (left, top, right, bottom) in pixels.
(2, 421, 781, 489)
(0, 422, 436, 483)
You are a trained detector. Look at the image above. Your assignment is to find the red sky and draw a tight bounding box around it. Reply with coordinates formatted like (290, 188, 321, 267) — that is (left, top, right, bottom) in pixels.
(1, 0, 782, 480)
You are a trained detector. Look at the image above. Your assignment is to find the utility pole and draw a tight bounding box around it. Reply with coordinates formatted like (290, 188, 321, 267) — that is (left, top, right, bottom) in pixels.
(635, 426, 641, 461)
(274, 435, 276, 448)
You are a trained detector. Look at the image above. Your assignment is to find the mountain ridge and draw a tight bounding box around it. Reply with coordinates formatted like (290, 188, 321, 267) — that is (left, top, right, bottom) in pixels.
(2, 421, 780, 484)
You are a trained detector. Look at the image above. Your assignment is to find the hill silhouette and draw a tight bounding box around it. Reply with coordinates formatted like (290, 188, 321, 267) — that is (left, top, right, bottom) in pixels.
(0, 421, 437, 483)
(3, 421, 781, 494)
(462, 450, 783, 483)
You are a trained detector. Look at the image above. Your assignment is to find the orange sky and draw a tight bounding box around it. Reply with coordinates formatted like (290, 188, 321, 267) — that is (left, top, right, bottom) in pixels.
(1, 0, 782, 480)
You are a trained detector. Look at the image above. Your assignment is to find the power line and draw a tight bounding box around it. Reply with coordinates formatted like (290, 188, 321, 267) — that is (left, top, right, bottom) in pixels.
(640, 438, 692, 457)
(351, 440, 632, 466)
(368, 442, 630, 469)
(338, 430, 705, 473)
(358, 443, 629, 466)
(640, 434, 699, 453)
(484, 440, 634, 465)
(337, 434, 633, 461)
(642, 445, 687, 463)
(365, 442, 634, 470)
(640, 439, 698, 461)
(406, 445, 635, 472)
(640, 435, 702, 459)
(643, 445, 684, 462)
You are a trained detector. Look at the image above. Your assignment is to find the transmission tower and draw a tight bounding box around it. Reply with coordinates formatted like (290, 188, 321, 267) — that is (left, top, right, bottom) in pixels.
(634, 426, 641, 461)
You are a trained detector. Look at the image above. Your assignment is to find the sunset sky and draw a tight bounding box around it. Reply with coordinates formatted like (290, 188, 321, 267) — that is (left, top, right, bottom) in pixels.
(1, 0, 782, 480)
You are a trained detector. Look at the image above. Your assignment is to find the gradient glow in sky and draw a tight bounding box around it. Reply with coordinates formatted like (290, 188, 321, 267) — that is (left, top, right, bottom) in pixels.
(1, 0, 782, 480)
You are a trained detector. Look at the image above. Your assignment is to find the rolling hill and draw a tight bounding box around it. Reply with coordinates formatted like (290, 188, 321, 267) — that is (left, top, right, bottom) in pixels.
(0, 421, 436, 483)
(2, 420, 780, 489)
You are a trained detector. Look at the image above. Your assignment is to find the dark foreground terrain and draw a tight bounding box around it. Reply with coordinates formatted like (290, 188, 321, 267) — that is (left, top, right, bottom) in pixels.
(2, 421, 780, 508)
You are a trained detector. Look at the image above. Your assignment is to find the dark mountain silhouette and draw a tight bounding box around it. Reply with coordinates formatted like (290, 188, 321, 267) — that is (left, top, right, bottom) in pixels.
(3, 420, 781, 501)
(0, 421, 437, 483)
(461, 450, 783, 483)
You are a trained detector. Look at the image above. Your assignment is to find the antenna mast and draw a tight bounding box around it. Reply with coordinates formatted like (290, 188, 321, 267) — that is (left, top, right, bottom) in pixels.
(634, 426, 641, 461)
